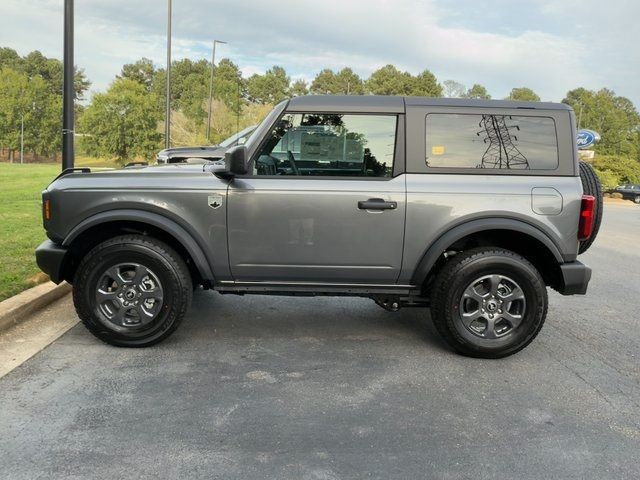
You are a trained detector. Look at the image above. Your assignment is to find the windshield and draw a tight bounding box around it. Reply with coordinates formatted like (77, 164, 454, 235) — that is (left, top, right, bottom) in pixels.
(218, 125, 257, 148)
(244, 100, 288, 154)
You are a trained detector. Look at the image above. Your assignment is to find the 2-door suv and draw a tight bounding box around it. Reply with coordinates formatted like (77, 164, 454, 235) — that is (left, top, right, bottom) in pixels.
(36, 96, 601, 358)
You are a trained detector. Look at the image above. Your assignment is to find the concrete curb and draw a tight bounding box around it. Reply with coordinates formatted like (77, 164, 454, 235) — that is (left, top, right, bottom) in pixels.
(0, 282, 72, 333)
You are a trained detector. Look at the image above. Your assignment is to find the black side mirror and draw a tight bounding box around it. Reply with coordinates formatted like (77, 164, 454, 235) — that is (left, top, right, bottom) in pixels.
(224, 145, 248, 177)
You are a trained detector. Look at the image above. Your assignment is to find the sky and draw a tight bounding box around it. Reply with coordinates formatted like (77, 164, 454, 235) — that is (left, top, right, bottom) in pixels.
(1, 0, 638, 107)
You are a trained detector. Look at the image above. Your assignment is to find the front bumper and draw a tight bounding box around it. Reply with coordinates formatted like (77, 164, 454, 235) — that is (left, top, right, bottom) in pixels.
(35, 240, 68, 284)
(557, 261, 592, 295)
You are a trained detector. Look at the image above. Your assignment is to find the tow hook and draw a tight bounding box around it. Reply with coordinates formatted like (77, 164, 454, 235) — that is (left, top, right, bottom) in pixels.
(374, 296, 401, 312)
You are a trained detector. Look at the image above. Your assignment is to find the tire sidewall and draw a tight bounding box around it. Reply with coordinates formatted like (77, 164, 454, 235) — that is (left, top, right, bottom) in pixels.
(445, 255, 546, 356)
(75, 241, 187, 346)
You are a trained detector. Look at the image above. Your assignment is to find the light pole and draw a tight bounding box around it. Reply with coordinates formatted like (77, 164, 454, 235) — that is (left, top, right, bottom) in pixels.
(164, 0, 172, 149)
(62, 0, 74, 170)
(20, 114, 24, 164)
(206, 39, 227, 143)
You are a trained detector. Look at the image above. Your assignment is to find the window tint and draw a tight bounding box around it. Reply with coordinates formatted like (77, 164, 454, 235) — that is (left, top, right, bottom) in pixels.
(425, 114, 558, 170)
(255, 113, 397, 177)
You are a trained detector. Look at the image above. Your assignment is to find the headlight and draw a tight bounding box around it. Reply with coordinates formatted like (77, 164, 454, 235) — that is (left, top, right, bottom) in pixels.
(156, 152, 170, 164)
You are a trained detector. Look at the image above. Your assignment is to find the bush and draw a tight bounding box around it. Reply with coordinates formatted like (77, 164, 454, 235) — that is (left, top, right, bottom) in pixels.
(591, 154, 640, 189)
(591, 155, 640, 188)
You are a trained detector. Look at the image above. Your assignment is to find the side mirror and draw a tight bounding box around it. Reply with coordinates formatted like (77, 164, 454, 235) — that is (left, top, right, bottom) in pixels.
(224, 145, 248, 177)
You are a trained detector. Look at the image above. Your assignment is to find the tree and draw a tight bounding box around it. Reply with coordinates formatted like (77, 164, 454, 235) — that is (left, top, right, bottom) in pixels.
(412, 69, 442, 97)
(0, 48, 90, 101)
(335, 68, 364, 95)
(506, 87, 540, 102)
(289, 79, 309, 97)
(0, 66, 62, 160)
(311, 69, 337, 94)
(442, 79, 466, 98)
(151, 57, 244, 123)
(464, 83, 491, 99)
(246, 66, 290, 104)
(366, 65, 414, 95)
(563, 87, 640, 157)
(310, 68, 364, 95)
(119, 58, 155, 91)
(79, 78, 161, 163)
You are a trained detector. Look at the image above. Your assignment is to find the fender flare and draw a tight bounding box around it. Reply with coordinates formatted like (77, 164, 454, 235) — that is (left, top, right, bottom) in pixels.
(63, 209, 215, 281)
(411, 217, 564, 285)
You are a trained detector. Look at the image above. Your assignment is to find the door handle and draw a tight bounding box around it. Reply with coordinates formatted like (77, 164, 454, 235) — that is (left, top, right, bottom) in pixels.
(358, 198, 398, 210)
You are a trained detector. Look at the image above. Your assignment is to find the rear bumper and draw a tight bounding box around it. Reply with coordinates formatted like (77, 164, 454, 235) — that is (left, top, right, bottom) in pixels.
(556, 261, 592, 295)
(35, 240, 68, 284)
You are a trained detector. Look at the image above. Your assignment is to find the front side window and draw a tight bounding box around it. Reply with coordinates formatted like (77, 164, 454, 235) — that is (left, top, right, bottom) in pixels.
(254, 113, 397, 177)
(425, 114, 558, 170)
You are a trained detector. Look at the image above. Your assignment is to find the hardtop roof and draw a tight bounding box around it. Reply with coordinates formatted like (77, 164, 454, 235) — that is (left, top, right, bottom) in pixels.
(286, 95, 571, 113)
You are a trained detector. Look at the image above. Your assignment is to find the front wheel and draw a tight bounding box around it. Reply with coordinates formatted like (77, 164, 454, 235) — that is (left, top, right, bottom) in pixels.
(430, 248, 547, 358)
(634, 195, 640, 204)
(73, 235, 192, 347)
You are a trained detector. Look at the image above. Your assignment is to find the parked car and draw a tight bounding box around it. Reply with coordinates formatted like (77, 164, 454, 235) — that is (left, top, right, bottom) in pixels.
(156, 125, 256, 164)
(612, 184, 640, 204)
(36, 95, 602, 358)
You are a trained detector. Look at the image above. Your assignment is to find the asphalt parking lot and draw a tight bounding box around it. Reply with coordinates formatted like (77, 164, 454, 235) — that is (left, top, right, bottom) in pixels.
(1, 202, 639, 479)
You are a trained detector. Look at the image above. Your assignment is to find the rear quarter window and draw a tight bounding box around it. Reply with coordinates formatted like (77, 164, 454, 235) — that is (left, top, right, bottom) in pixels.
(425, 113, 559, 171)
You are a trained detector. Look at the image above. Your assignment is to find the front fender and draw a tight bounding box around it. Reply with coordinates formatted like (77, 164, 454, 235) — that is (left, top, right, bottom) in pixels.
(63, 209, 215, 282)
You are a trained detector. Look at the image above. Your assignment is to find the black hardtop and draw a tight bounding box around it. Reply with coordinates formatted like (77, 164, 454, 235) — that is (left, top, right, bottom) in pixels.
(287, 95, 572, 113)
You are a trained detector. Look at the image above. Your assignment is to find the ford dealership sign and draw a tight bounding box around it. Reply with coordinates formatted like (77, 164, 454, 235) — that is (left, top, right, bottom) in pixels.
(577, 129, 600, 149)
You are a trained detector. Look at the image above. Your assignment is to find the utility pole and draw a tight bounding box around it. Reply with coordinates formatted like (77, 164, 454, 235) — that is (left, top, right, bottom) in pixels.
(62, 0, 74, 170)
(206, 39, 227, 143)
(20, 114, 24, 164)
(165, 0, 172, 149)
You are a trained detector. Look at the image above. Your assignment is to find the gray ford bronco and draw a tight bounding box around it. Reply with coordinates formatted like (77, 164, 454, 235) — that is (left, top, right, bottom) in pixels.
(36, 95, 601, 358)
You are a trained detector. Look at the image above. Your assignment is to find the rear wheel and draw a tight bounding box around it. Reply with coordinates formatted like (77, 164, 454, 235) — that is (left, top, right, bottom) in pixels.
(73, 235, 192, 347)
(634, 195, 640, 204)
(430, 248, 547, 358)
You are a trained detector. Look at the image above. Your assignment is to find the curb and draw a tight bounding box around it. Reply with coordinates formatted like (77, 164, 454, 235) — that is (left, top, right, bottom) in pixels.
(0, 282, 72, 333)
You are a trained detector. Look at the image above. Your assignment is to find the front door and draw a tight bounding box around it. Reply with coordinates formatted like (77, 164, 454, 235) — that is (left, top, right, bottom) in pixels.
(227, 112, 406, 285)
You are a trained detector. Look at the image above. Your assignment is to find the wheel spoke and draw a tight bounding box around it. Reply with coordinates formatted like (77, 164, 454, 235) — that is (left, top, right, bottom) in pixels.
(483, 317, 497, 339)
(500, 310, 524, 329)
(460, 309, 483, 327)
(463, 284, 487, 303)
(141, 289, 163, 301)
(96, 289, 118, 302)
(133, 265, 149, 286)
(136, 304, 155, 319)
(110, 305, 126, 326)
(500, 286, 525, 303)
(488, 275, 502, 297)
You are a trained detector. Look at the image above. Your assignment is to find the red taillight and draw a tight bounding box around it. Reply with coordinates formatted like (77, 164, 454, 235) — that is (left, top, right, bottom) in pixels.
(578, 195, 595, 241)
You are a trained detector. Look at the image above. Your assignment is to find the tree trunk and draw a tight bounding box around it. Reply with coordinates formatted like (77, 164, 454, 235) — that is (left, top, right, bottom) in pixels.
(8, 149, 14, 163)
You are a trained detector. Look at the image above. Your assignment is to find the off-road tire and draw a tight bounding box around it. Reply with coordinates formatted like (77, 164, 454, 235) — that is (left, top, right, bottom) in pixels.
(430, 248, 548, 358)
(73, 235, 192, 347)
(578, 161, 603, 254)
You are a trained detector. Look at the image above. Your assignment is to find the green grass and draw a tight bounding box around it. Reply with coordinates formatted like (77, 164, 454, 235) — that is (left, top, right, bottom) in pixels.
(0, 158, 119, 301)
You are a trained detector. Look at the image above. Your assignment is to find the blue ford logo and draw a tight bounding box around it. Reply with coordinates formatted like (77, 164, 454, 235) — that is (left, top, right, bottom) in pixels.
(577, 129, 600, 149)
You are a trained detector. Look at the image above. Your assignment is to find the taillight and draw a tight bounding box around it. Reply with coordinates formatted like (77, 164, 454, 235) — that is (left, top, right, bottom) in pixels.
(578, 195, 595, 241)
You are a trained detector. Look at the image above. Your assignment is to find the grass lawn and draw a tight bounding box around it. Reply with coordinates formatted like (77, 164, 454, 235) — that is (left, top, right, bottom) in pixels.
(0, 158, 118, 301)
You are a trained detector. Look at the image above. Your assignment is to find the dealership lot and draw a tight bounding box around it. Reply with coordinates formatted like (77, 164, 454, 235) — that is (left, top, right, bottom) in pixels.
(0, 202, 638, 479)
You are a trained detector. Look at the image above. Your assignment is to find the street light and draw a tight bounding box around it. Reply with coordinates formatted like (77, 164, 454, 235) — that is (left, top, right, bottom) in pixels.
(164, 0, 172, 149)
(206, 39, 227, 143)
